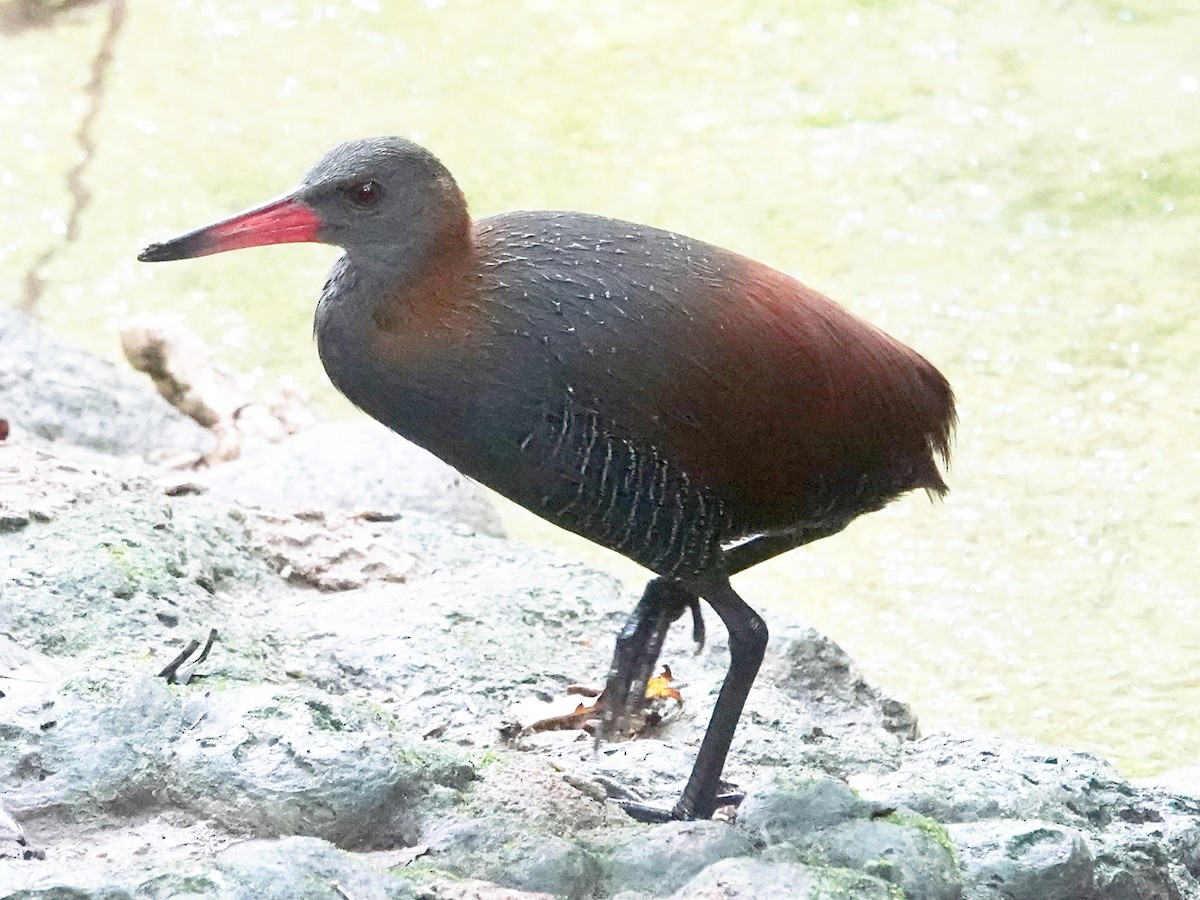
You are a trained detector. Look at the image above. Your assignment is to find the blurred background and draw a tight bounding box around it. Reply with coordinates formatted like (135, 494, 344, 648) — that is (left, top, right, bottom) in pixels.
(2, 0, 1196, 777)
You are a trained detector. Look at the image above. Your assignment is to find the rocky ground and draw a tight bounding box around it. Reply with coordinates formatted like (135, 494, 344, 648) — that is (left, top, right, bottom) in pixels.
(2, 304, 1199, 899)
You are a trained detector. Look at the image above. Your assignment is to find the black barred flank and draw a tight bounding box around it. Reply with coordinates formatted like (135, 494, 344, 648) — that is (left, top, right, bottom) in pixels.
(531, 399, 726, 578)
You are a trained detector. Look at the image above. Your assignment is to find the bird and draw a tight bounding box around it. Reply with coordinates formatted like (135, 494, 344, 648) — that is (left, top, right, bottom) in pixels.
(139, 136, 955, 822)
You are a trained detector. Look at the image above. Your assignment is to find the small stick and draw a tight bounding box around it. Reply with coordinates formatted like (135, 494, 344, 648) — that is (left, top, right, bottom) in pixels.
(157, 639, 199, 682)
(157, 629, 219, 683)
(193, 628, 218, 665)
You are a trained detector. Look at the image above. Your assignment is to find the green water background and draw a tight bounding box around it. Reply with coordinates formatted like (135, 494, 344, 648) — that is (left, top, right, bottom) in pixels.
(2, 0, 1197, 777)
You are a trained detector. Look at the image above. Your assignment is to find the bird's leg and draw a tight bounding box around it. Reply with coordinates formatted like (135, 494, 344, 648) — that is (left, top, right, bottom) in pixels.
(723, 522, 849, 576)
(617, 576, 768, 824)
(670, 577, 767, 819)
(603, 532, 846, 822)
(598, 577, 697, 743)
(687, 597, 706, 650)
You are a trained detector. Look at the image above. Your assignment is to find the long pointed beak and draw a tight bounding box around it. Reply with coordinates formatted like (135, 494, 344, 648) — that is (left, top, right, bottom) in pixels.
(138, 192, 323, 262)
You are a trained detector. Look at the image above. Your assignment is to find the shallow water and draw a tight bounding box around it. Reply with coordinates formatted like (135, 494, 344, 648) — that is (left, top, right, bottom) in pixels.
(3, 0, 1197, 776)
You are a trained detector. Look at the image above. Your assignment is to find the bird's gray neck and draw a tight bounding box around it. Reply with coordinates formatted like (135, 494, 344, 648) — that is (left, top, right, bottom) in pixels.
(314, 254, 376, 384)
(313, 253, 477, 463)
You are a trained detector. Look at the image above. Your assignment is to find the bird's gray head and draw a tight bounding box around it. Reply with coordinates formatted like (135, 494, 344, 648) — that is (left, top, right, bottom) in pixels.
(297, 137, 469, 262)
(138, 136, 470, 268)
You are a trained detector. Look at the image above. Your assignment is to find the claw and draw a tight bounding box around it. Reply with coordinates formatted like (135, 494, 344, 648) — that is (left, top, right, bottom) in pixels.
(618, 799, 679, 824)
(616, 788, 745, 823)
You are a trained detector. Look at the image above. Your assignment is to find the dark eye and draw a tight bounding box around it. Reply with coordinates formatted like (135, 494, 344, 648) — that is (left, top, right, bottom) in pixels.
(343, 179, 383, 209)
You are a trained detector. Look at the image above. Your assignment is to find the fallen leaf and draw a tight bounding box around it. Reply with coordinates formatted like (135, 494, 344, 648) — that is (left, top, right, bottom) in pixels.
(644, 665, 683, 702)
(503, 666, 685, 739)
(506, 693, 599, 734)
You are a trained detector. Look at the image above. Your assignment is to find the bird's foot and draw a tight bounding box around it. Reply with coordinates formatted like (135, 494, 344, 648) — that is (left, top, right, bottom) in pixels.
(619, 790, 745, 823)
(592, 779, 745, 823)
(597, 579, 699, 743)
(616, 800, 679, 824)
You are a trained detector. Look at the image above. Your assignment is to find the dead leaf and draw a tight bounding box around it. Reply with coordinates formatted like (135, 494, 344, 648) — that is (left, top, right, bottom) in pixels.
(506, 693, 599, 735)
(504, 666, 684, 739)
(644, 665, 683, 702)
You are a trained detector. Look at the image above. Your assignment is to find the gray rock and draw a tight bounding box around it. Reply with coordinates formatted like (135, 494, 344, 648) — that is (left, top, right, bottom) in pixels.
(0, 443, 147, 532)
(0, 306, 212, 460)
(1, 671, 180, 821)
(671, 857, 895, 899)
(807, 818, 961, 900)
(195, 420, 504, 536)
(6, 835, 420, 899)
(1093, 837, 1188, 900)
(851, 733, 1150, 828)
(605, 820, 756, 895)
(214, 837, 419, 899)
(0, 668, 463, 850)
(853, 734, 1200, 900)
(0, 491, 272, 665)
(740, 625, 917, 778)
(736, 771, 877, 844)
(425, 816, 602, 899)
(169, 684, 457, 849)
(0, 633, 67, 708)
(949, 819, 1095, 900)
(737, 773, 960, 900)
(762, 625, 919, 740)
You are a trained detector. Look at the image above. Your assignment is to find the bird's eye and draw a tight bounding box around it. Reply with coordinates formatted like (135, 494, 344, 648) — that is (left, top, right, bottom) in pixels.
(343, 179, 383, 209)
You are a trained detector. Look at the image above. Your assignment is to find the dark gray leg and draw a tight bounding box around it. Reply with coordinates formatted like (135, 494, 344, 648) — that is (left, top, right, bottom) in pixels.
(672, 577, 768, 819)
(616, 576, 767, 822)
(723, 521, 849, 575)
(598, 577, 695, 743)
(601, 521, 849, 821)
